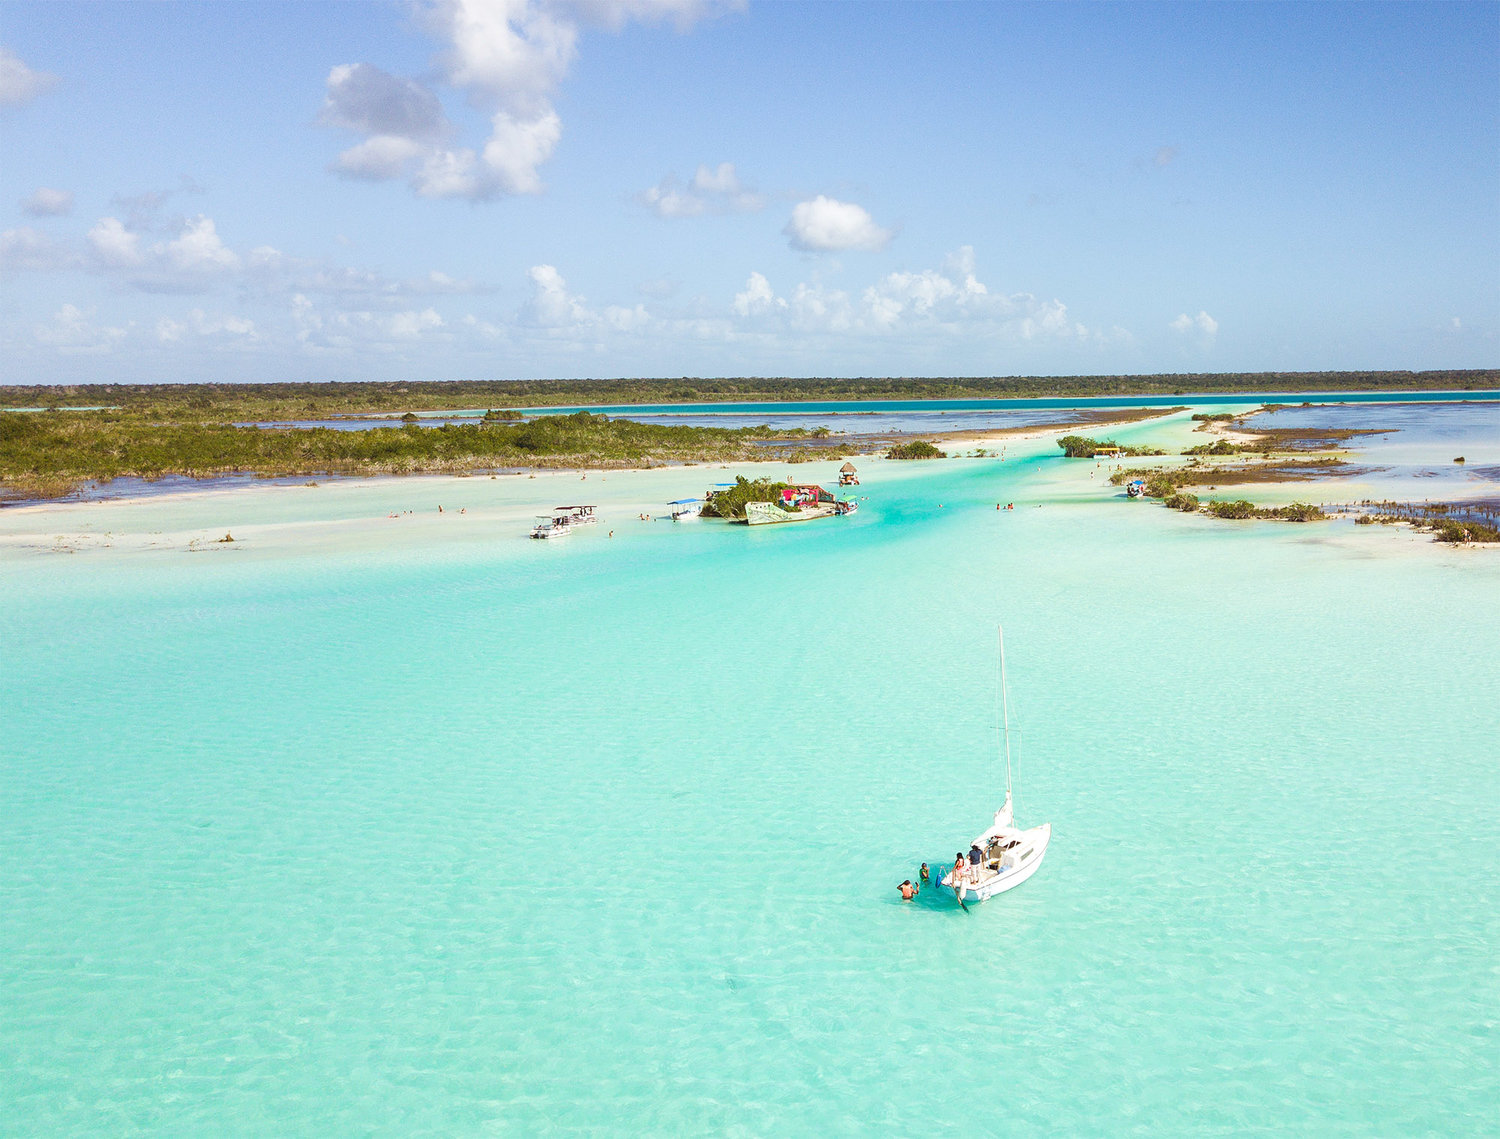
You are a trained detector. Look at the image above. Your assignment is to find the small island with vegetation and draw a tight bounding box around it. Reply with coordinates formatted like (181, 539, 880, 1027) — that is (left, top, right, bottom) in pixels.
(1057, 434, 1166, 459)
(700, 477, 793, 520)
(886, 440, 947, 460)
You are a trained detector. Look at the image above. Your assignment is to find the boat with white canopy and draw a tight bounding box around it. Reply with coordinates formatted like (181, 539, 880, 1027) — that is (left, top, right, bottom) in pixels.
(942, 627, 1051, 907)
(529, 512, 573, 539)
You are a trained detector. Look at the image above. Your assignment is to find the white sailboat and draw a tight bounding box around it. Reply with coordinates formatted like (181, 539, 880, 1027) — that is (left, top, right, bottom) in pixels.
(942, 627, 1051, 907)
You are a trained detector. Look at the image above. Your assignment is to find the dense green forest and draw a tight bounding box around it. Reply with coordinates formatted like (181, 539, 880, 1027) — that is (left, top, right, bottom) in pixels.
(1, 370, 1494, 419)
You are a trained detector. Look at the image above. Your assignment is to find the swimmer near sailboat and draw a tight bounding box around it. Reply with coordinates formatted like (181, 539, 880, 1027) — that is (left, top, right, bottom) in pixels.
(941, 627, 1052, 909)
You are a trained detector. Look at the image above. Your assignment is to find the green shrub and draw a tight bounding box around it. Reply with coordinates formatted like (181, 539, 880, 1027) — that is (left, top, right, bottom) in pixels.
(1181, 439, 1244, 456)
(1207, 499, 1256, 519)
(701, 476, 793, 519)
(887, 440, 946, 460)
(1271, 502, 1323, 522)
(1144, 473, 1179, 499)
(1057, 435, 1105, 458)
(1164, 492, 1199, 511)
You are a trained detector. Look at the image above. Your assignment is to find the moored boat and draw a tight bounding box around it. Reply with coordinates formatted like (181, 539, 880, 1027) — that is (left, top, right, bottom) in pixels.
(558, 505, 598, 524)
(530, 512, 573, 539)
(745, 500, 837, 525)
(669, 497, 703, 521)
(1126, 479, 1146, 498)
(744, 483, 854, 525)
(940, 627, 1052, 907)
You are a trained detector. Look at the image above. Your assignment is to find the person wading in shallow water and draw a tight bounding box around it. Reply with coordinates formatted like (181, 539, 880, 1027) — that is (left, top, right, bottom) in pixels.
(898, 880, 918, 901)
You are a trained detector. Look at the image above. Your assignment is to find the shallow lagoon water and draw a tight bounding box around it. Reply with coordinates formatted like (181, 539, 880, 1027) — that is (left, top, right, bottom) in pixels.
(3, 419, 1498, 1134)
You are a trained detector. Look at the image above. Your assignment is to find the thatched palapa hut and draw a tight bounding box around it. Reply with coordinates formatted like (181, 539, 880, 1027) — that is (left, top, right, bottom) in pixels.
(839, 461, 859, 486)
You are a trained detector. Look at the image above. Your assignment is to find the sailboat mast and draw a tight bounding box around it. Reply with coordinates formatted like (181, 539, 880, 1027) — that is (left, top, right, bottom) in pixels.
(999, 625, 1013, 807)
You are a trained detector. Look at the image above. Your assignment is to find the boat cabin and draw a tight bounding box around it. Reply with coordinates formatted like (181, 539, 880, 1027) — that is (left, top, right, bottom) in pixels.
(1093, 445, 1124, 458)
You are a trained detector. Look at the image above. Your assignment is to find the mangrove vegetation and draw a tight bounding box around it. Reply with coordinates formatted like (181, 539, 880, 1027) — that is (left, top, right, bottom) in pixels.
(0, 409, 810, 501)
(887, 440, 947, 460)
(700, 476, 792, 520)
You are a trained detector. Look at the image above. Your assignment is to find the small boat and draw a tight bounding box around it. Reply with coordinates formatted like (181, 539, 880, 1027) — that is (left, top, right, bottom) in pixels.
(746, 500, 837, 525)
(745, 484, 854, 526)
(557, 505, 598, 524)
(530, 512, 573, 539)
(668, 498, 703, 521)
(941, 627, 1052, 907)
(1126, 480, 1146, 498)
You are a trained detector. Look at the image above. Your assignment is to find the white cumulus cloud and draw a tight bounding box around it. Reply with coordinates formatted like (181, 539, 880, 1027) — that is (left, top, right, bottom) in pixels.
(641, 161, 764, 218)
(0, 47, 58, 107)
(524, 263, 591, 326)
(87, 217, 145, 268)
(35, 304, 128, 354)
(784, 196, 892, 253)
(156, 309, 258, 343)
(164, 216, 241, 273)
(322, 0, 734, 201)
(1171, 310, 1218, 337)
(730, 247, 1090, 344)
(21, 187, 73, 216)
(732, 271, 785, 317)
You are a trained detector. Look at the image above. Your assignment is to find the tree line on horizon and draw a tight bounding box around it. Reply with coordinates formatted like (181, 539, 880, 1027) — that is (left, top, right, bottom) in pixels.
(1, 369, 1495, 419)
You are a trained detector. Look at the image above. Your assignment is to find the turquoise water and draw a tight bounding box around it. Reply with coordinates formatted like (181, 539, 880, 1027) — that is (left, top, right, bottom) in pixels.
(3, 426, 1498, 1134)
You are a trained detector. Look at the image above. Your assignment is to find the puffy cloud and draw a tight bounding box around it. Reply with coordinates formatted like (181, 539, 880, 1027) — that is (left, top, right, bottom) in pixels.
(320, 63, 448, 141)
(0, 47, 57, 107)
(729, 247, 1089, 343)
(156, 309, 257, 343)
(478, 106, 562, 195)
(87, 217, 145, 268)
(389, 308, 444, 337)
(1, 226, 80, 271)
(323, 0, 734, 201)
(164, 215, 240, 274)
(322, 63, 454, 182)
(333, 134, 432, 181)
(784, 196, 892, 253)
(288, 294, 451, 350)
(524, 263, 591, 325)
(21, 187, 73, 216)
(34, 304, 128, 354)
(641, 161, 764, 218)
(1171, 310, 1218, 337)
(641, 181, 704, 219)
(732, 271, 785, 317)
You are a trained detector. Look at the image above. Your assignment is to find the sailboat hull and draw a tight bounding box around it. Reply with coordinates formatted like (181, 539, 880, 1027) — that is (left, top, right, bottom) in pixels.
(942, 822, 1051, 903)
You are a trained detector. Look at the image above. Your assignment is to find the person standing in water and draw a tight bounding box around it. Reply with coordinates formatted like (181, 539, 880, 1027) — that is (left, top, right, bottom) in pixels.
(898, 880, 917, 901)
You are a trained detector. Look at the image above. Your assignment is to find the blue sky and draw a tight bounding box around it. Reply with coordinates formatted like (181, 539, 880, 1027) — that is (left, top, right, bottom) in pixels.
(2, 0, 1495, 385)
